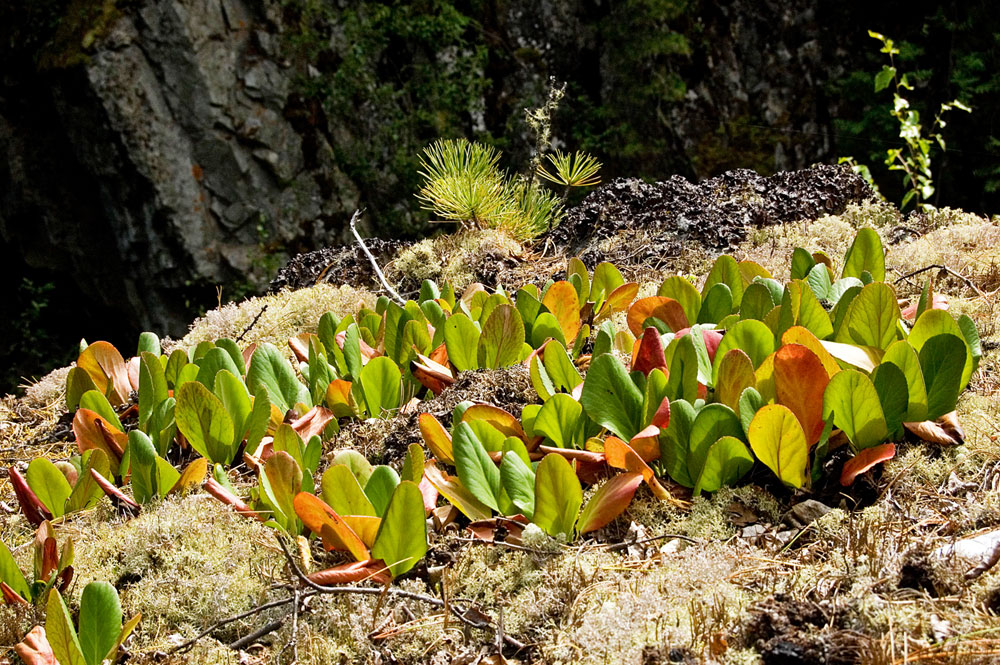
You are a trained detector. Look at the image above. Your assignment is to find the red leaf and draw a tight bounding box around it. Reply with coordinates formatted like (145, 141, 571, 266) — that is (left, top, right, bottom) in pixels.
(840, 443, 896, 486)
(674, 328, 724, 363)
(8, 467, 51, 526)
(632, 327, 668, 376)
(650, 398, 671, 429)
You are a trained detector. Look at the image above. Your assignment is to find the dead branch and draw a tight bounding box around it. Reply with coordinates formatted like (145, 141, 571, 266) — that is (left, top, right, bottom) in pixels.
(349, 209, 406, 305)
(894, 264, 985, 299)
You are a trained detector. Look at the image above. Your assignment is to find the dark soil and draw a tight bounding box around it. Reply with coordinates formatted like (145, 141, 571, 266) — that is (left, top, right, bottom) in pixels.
(540, 164, 877, 268)
(742, 595, 865, 665)
(268, 237, 402, 293)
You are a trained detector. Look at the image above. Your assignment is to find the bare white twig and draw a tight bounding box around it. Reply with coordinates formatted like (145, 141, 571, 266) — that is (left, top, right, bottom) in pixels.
(349, 209, 406, 305)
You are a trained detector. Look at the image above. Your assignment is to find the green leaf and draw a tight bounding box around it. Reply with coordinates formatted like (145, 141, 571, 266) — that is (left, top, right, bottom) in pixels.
(26, 458, 73, 518)
(532, 454, 582, 540)
(154, 457, 180, 499)
(444, 313, 481, 372)
(919, 334, 968, 420)
(244, 387, 270, 457)
(790, 248, 817, 281)
(359, 356, 402, 418)
(138, 351, 168, 431)
(688, 404, 745, 491)
(0, 538, 30, 601)
(195, 347, 242, 391)
(592, 262, 625, 307)
(401, 444, 425, 484)
(382, 302, 414, 365)
(322, 464, 377, 516)
(80, 390, 123, 432)
(842, 228, 885, 282)
(515, 287, 544, 342)
(693, 436, 754, 495)
(822, 370, 889, 450)
(882, 342, 929, 422)
(175, 382, 235, 465)
(533, 393, 584, 449)
(543, 342, 583, 393)
(908, 309, 974, 390)
(66, 367, 99, 412)
(660, 399, 698, 487)
(530, 311, 567, 348)
(331, 450, 374, 487)
(477, 304, 526, 369)
(870, 362, 908, 435)
(663, 334, 699, 403)
(259, 451, 302, 533)
(712, 320, 775, 384)
(452, 422, 501, 512)
(164, 349, 189, 390)
(137, 331, 161, 357)
(875, 65, 896, 92)
(214, 370, 252, 449)
(342, 323, 364, 380)
(247, 343, 310, 414)
(841, 282, 900, 349)
(79, 581, 122, 665)
(739, 282, 777, 321)
(500, 450, 536, 519)
(372, 481, 428, 577)
(698, 283, 733, 324)
(738, 387, 765, 437)
(67, 449, 111, 513)
(806, 264, 832, 301)
(214, 338, 247, 376)
(829, 277, 864, 305)
(127, 430, 158, 505)
(748, 404, 809, 488)
(46, 589, 87, 665)
(957, 315, 982, 372)
(580, 353, 644, 441)
(702, 255, 744, 308)
(658, 276, 702, 325)
(364, 465, 401, 516)
(777, 280, 833, 340)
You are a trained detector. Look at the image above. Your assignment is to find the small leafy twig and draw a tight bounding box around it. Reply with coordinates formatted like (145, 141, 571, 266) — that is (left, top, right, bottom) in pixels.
(349, 210, 406, 305)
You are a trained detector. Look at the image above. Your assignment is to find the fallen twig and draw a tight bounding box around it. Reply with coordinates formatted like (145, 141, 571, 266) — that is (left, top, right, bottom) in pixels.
(275, 536, 527, 651)
(236, 304, 268, 343)
(349, 209, 406, 305)
(599, 533, 702, 552)
(169, 593, 308, 654)
(894, 264, 985, 299)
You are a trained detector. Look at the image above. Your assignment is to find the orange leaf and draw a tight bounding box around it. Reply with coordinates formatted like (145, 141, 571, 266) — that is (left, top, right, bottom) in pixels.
(904, 411, 965, 446)
(76, 341, 131, 406)
(597, 282, 640, 320)
(429, 342, 449, 366)
(419, 413, 454, 465)
(577, 472, 644, 534)
(604, 437, 682, 505)
(324, 379, 355, 418)
(293, 492, 370, 561)
(542, 281, 582, 343)
(840, 443, 896, 486)
(73, 409, 126, 466)
(774, 344, 830, 445)
(461, 404, 526, 440)
(168, 458, 209, 495)
(628, 425, 661, 462)
(627, 297, 688, 337)
(632, 327, 668, 376)
(14, 626, 57, 665)
(780, 326, 841, 378)
(716, 349, 757, 412)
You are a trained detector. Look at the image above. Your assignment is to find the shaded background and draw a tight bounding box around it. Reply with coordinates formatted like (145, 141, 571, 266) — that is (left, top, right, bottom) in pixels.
(2, 0, 998, 393)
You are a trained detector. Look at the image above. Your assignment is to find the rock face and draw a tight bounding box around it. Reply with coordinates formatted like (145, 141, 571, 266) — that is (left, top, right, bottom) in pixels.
(0, 0, 871, 343)
(0, 0, 357, 336)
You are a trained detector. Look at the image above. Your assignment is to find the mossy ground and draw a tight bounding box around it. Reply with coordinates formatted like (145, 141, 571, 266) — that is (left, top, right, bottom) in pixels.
(2, 203, 1000, 664)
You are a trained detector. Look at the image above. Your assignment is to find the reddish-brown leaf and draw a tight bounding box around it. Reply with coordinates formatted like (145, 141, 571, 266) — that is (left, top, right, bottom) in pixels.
(466, 515, 529, 543)
(411, 354, 455, 395)
(627, 297, 689, 337)
(901, 293, 948, 320)
(72, 409, 126, 466)
(535, 445, 606, 465)
(774, 344, 830, 445)
(1, 581, 29, 605)
(90, 469, 140, 517)
(307, 559, 391, 586)
(577, 472, 644, 534)
(14, 626, 57, 665)
(904, 411, 965, 446)
(428, 342, 449, 367)
(204, 477, 265, 521)
(290, 406, 335, 442)
(840, 443, 896, 486)
(9, 467, 51, 526)
(632, 327, 668, 376)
